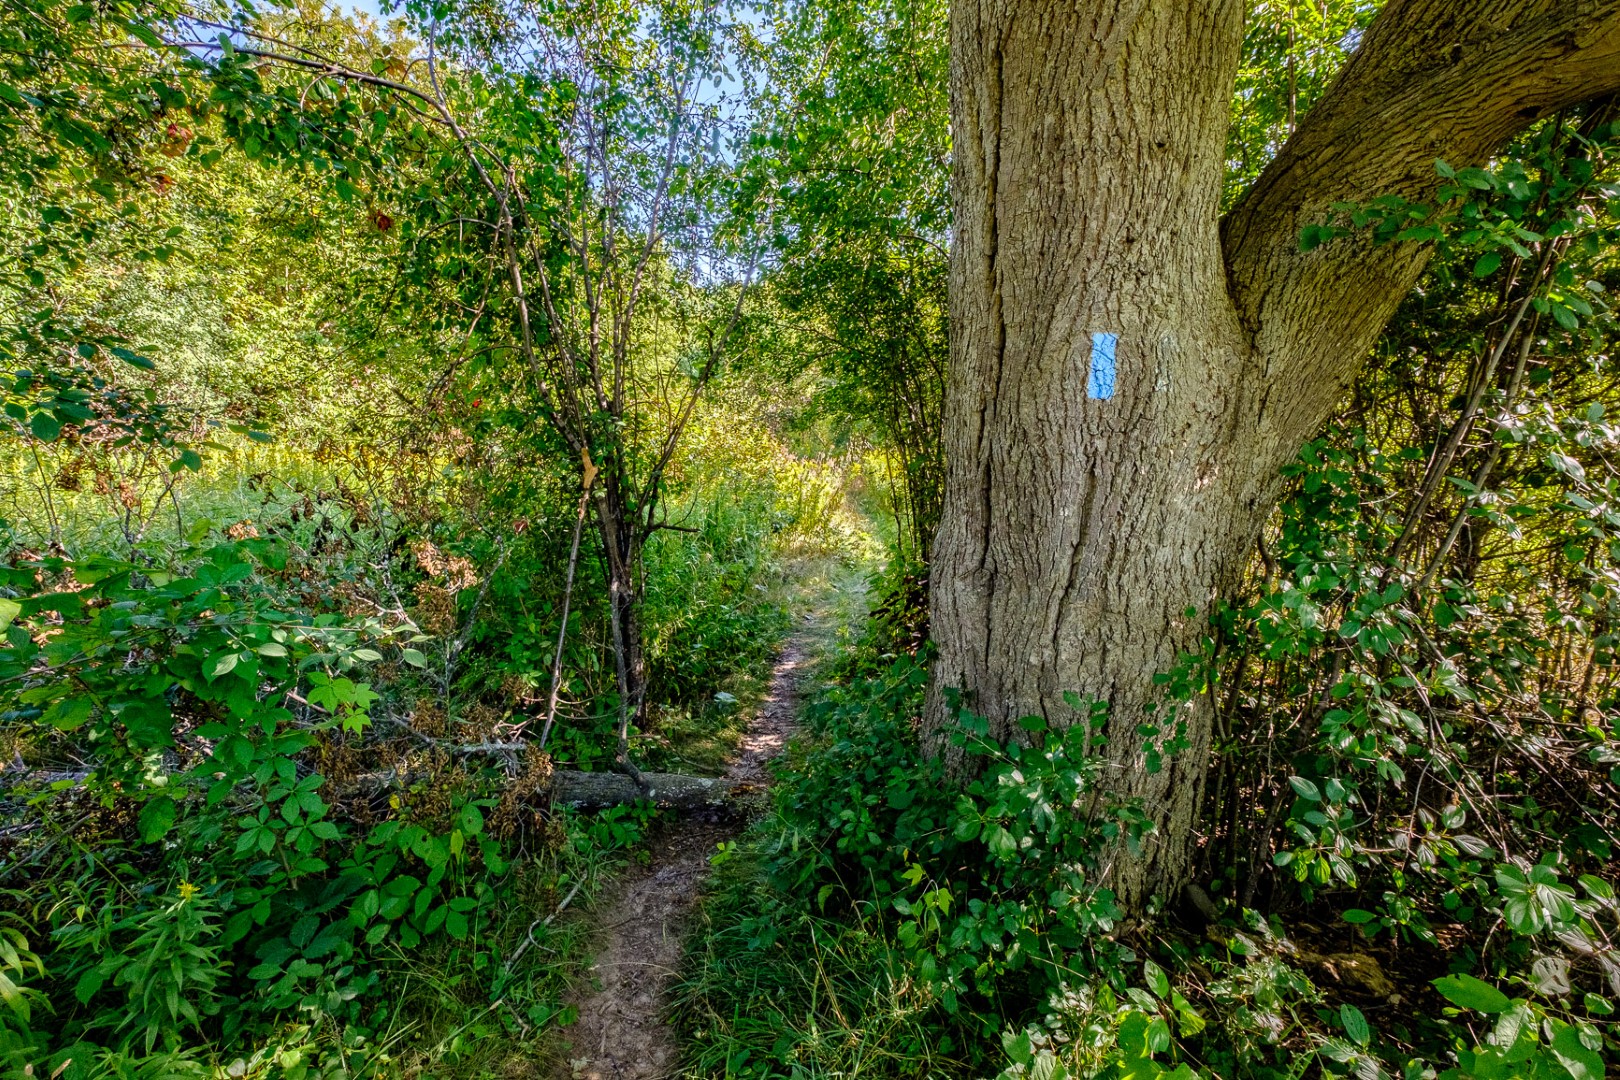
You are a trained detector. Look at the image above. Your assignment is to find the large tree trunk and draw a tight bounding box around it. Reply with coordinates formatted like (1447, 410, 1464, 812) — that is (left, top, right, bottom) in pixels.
(930, 0, 1620, 912)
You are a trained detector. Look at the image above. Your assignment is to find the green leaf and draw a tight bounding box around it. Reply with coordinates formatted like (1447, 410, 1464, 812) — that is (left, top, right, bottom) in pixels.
(1473, 251, 1502, 278)
(1433, 973, 1511, 1014)
(29, 412, 61, 442)
(1143, 959, 1169, 1000)
(1341, 908, 1377, 924)
(74, 967, 105, 1005)
(985, 824, 1017, 859)
(43, 696, 94, 731)
(401, 648, 428, 668)
(1340, 1003, 1370, 1046)
(138, 796, 177, 844)
(1551, 1024, 1603, 1080)
(124, 20, 164, 48)
(0, 599, 20, 631)
(1287, 776, 1321, 802)
(108, 346, 154, 370)
(1001, 1030, 1033, 1067)
(207, 651, 241, 681)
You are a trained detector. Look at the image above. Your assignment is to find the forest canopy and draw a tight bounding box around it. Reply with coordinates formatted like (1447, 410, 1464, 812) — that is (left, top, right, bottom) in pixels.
(2, 1, 1620, 1079)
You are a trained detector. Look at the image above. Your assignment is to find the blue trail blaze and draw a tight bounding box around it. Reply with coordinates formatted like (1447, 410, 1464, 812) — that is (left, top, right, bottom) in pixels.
(1088, 332, 1118, 400)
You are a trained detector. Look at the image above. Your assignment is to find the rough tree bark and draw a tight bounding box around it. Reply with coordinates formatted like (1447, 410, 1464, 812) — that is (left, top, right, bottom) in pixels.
(929, 0, 1620, 912)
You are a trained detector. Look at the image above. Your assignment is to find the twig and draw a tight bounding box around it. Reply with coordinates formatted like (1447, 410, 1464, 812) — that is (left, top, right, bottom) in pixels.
(504, 875, 586, 970)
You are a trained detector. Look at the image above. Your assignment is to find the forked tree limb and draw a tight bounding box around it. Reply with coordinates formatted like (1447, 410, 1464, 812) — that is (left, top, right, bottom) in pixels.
(1222, 0, 1620, 448)
(932, 0, 1620, 912)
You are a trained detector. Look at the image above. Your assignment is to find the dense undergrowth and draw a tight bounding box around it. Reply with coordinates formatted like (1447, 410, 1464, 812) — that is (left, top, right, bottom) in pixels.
(678, 613, 1617, 1080)
(0, 416, 855, 1078)
(0, 0, 891, 1071)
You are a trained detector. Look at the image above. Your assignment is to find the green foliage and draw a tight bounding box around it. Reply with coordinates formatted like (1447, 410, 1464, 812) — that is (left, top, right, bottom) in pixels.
(735, 0, 949, 559)
(679, 660, 1154, 1073)
(1225, 3, 1378, 208)
(1431, 973, 1606, 1080)
(66, 893, 226, 1054)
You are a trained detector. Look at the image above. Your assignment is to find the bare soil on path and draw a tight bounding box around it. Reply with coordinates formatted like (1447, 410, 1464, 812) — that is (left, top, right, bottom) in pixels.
(555, 633, 812, 1079)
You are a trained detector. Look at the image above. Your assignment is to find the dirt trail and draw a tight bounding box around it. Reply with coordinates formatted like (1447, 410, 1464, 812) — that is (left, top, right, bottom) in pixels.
(556, 633, 812, 1079)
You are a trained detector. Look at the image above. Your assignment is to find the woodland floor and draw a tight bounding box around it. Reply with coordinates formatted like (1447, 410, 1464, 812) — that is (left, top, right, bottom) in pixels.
(552, 558, 862, 1078)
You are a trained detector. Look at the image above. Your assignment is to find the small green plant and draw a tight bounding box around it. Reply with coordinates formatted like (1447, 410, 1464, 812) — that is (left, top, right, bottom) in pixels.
(67, 889, 225, 1053)
(1430, 973, 1605, 1080)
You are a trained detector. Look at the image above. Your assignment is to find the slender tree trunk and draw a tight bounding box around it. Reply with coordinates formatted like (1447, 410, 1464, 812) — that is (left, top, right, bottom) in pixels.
(930, 0, 1620, 912)
(595, 468, 649, 782)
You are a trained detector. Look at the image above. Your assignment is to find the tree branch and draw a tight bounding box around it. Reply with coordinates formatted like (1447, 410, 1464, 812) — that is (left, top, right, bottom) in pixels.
(1222, 0, 1620, 447)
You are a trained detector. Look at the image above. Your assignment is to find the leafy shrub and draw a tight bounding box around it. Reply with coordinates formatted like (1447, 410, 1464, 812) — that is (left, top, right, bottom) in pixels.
(689, 644, 1620, 1079)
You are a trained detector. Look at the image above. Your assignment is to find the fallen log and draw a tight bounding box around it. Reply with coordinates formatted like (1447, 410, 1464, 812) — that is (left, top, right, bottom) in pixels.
(4, 762, 742, 813)
(549, 769, 736, 810)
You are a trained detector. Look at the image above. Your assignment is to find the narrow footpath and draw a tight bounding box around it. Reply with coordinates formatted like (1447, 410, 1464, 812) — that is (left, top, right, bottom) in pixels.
(556, 632, 813, 1079)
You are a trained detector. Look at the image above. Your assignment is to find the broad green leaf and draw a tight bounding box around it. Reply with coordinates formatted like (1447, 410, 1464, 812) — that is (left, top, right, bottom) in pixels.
(1287, 776, 1321, 802)
(1339, 1004, 1370, 1046)
(29, 412, 61, 441)
(207, 651, 241, 680)
(1551, 1023, 1603, 1080)
(138, 796, 177, 844)
(1433, 973, 1511, 1014)
(1143, 959, 1169, 1000)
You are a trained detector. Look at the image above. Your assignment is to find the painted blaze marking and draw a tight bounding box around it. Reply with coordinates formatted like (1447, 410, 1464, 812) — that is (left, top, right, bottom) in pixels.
(1088, 332, 1118, 400)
